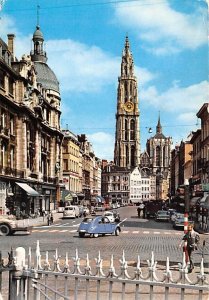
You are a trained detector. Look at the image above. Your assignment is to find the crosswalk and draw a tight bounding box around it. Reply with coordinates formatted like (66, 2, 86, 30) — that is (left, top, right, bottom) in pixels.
(32, 228, 182, 236)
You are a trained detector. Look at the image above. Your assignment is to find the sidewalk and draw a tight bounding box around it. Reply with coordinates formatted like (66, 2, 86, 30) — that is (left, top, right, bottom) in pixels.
(15, 211, 62, 228)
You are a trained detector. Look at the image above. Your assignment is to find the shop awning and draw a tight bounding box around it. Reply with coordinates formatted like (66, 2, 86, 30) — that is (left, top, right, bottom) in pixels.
(95, 196, 105, 203)
(61, 190, 73, 201)
(15, 182, 39, 196)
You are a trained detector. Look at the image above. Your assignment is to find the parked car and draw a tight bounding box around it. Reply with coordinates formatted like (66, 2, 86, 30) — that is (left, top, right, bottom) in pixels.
(146, 201, 163, 218)
(94, 206, 105, 212)
(103, 211, 120, 223)
(155, 210, 170, 222)
(103, 211, 115, 222)
(170, 212, 184, 224)
(63, 206, 79, 219)
(78, 216, 121, 238)
(0, 217, 32, 236)
(173, 216, 194, 229)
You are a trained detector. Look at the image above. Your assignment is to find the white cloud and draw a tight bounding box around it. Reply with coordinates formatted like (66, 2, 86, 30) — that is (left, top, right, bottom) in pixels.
(87, 132, 114, 160)
(114, 0, 207, 54)
(141, 80, 208, 112)
(46, 39, 155, 93)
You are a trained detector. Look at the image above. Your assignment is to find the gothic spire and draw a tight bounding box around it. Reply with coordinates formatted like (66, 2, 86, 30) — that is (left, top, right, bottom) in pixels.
(121, 35, 134, 77)
(156, 113, 162, 134)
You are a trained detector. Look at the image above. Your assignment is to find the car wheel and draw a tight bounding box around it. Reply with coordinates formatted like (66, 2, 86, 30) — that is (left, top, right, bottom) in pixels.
(115, 228, 120, 236)
(93, 233, 99, 238)
(0, 224, 11, 236)
(79, 232, 85, 238)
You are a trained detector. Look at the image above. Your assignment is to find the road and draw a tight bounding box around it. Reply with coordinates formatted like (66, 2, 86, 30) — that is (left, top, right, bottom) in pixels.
(1, 206, 208, 267)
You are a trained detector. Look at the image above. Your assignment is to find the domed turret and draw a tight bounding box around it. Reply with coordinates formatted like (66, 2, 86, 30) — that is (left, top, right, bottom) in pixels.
(30, 25, 59, 93)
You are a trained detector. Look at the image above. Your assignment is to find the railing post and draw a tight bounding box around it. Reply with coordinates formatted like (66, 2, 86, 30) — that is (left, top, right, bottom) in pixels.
(9, 247, 26, 300)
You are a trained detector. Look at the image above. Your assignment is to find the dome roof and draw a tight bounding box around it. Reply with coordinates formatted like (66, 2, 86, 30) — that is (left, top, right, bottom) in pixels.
(34, 62, 59, 93)
(33, 26, 44, 40)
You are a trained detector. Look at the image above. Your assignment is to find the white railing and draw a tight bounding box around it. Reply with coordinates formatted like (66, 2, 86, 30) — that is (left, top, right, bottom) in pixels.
(1, 240, 209, 300)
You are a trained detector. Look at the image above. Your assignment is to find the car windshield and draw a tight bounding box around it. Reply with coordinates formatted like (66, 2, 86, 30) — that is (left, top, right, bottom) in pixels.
(83, 218, 93, 223)
(105, 213, 112, 216)
(158, 211, 168, 215)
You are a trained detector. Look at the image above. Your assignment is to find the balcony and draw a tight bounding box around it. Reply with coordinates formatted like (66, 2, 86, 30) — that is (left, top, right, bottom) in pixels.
(0, 127, 9, 138)
(0, 166, 24, 178)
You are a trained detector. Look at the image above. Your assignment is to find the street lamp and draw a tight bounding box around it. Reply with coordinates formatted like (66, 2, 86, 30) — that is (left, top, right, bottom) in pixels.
(183, 179, 190, 264)
(184, 179, 190, 233)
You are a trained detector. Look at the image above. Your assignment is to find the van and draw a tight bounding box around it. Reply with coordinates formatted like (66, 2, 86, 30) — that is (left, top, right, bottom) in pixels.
(63, 206, 79, 218)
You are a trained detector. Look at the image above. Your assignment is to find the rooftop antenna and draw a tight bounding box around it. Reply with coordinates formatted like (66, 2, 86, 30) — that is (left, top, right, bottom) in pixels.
(37, 4, 40, 27)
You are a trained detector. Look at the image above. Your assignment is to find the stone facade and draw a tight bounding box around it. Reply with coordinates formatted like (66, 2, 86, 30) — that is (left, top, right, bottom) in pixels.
(114, 37, 140, 168)
(0, 28, 63, 216)
(146, 117, 172, 200)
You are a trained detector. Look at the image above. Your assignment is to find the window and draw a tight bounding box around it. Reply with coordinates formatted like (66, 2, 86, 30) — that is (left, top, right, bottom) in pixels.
(156, 146, 160, 166)
(10, 146, 14, 169)
(10, 115, 14, 135)
(0, 70, 4, 89)
(130, 119, 135, 140)
(9, 78, 14, 95)
(63, 159, 68, 171)
(1, 143, 7, 167)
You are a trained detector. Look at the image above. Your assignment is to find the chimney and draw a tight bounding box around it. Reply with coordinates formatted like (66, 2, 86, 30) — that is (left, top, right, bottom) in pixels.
(7, 34, 15, 60)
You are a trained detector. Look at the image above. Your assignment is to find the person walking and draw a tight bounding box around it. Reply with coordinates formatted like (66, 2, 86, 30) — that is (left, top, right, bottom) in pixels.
(179, 224, 200, 273)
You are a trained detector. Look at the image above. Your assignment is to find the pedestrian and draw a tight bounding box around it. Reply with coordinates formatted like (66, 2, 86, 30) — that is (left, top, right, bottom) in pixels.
(50, 212, 54, 224)
(139, 202, 145, 218)
(179, 224, 200, 273)
(47, 212, 53, 226)
(137, 206, 141, 217)
(143, 204, 146, 218)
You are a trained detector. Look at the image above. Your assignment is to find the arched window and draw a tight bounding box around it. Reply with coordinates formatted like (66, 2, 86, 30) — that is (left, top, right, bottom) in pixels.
(131, 146, 135, 167)
(130, 119, 135, 140)
(125, 119, 128, 140)
(126, 145, 129, 165)
(156, 146, 160, 166)
(1, 142, 7, 167)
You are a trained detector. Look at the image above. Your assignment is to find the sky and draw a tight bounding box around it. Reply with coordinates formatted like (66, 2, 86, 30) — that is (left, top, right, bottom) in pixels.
(0, 0, 208, 161)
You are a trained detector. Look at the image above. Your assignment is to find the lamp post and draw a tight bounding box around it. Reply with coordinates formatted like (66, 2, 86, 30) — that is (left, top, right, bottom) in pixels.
(184, 179, 190, 263)
(184, 179, 190, 233)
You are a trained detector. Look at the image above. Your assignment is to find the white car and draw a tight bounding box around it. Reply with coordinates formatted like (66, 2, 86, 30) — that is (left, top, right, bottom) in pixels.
(103, 211, 115, 223)
(0, 217, 32, 236)
(63, 206, 79, 218)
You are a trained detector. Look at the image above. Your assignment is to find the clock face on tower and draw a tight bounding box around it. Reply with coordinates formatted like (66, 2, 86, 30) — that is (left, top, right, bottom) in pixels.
(124, 101, 134, 112)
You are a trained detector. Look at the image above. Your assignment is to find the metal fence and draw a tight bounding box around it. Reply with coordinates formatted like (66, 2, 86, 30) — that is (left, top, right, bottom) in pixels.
(0, 240, 209, 300)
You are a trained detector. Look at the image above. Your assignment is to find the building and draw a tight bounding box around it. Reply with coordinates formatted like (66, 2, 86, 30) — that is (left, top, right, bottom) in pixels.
(0, 26, 63, 216)
(146, 116, 172, 200)
(197, 103, 209, 190)
(114, 36, 140, 168)
(62, 129, 82, 204)
(78, 134, 101, 204)
(101, 164, 131, 205)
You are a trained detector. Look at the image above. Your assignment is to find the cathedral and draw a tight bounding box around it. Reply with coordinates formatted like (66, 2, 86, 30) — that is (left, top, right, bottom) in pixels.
(102, 37, 172, 204)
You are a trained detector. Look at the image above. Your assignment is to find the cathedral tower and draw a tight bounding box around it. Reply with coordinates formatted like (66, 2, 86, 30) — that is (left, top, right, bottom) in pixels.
(114, 37, 140, 168)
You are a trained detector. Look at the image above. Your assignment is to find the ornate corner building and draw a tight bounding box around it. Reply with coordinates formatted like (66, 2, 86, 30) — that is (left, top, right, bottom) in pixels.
(114, 37, 140, 168)
(0, 26, 63, 216)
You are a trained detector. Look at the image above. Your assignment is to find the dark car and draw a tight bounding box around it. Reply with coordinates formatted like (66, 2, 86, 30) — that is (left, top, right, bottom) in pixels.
(78, 216, 121, 238)
(155, 210, 170, 222)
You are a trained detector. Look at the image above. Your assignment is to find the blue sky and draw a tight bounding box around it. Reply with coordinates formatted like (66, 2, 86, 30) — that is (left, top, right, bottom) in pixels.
(0, 0, 208, 160)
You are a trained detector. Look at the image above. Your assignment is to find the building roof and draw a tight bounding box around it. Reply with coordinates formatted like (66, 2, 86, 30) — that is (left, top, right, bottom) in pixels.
(34, 62, 59, 92)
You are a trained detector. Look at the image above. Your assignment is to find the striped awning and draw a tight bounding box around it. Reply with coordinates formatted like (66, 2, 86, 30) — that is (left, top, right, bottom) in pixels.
(16, 182, 39, 196)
